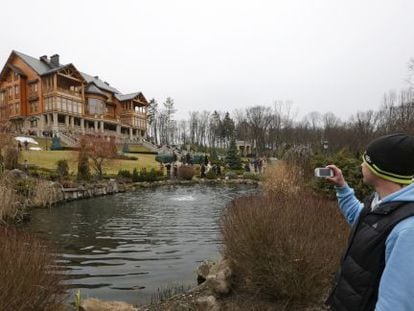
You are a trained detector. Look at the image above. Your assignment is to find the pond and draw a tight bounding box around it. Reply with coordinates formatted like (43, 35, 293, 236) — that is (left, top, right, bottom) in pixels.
(24, 184, 259, 305)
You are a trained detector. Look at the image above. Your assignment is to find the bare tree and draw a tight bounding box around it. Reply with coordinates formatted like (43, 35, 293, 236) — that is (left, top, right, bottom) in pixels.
(82, 136, 117, 178)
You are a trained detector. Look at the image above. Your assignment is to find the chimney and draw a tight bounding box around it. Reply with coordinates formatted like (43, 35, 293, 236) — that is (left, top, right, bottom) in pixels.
(39, 55, 48, 62)
(104, 81, 109, 86)
(50, 54, 60, 67)
(94, 75, 99, 79)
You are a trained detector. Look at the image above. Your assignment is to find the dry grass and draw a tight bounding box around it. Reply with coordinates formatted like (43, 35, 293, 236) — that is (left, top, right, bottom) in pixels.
(0, 227, 67, 311)
(0, 176, 20, 224)
(262, 161, 303, 196)
(220, 162, 349, 307)
(31, 179, 63, 208)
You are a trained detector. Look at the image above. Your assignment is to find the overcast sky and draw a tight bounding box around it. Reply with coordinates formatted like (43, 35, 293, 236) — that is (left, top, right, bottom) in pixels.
(1, 0, 414, 120)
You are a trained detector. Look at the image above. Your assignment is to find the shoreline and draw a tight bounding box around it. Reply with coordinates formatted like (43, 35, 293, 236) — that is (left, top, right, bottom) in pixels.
(35, 177, 261, 208)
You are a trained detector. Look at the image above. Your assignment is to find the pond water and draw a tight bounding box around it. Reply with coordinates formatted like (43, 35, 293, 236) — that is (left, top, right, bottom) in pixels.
(24, 184, 258, 305)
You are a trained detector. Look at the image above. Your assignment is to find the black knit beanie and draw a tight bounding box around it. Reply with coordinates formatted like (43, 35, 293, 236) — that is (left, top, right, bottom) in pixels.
(362, 133, 414, 184)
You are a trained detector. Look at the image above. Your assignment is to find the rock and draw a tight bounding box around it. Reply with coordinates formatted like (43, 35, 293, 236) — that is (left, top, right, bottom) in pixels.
(205, 259, 232, 296)
(195, 296, 220, 311)
(7, 169, 27, 179)
(196, 260, 216, 284)
(80, 298, 138, 311)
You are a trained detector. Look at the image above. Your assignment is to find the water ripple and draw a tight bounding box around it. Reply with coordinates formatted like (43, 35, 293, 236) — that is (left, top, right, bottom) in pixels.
(24, 184, 259, 305)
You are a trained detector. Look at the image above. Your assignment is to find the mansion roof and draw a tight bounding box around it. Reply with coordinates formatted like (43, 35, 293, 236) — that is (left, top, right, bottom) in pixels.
(5, 50, 144, 103)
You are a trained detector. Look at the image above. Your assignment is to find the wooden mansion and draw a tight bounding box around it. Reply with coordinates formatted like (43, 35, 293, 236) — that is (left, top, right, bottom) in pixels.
(0, 50, 149, 143)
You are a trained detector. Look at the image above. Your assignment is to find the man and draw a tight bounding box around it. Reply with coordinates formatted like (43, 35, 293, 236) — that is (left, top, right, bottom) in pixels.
(325, 133, 414, 311)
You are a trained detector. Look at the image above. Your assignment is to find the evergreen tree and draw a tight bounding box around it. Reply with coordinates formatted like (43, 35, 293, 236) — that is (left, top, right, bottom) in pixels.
(122, 143, 129, 153)
(50, 136, 62, 150)
(225, 137, 242, 170)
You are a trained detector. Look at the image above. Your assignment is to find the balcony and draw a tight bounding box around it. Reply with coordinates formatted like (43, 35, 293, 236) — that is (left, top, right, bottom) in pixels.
(43, 87, 82, 100)
(120, 110, 146, 118)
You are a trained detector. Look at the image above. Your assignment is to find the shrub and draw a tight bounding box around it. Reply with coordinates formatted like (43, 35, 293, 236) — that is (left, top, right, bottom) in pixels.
(117, 169, 132, 178)
(132, 168, 159, 182)
(310, 149, 372, 199)
(31, 180, 62, 208)
(178, 165, 195, 180)
(56, 159, 69, 179)
(243, 172, 261, 181)
(50, 136, 62, 150)
(225, 138, 242, 170)
(0, 173, 22, 223)
(0, 227, 67, 310)
(122, 142, 129, 153)
(77, 141, 90, 181)
(206, 170, 217, 179)
(225, 171, 238, 180)
(262, 161, 302, 197)
(220, 163, 349, 306)
(132, 168, 139, 181)
(115, 154, 138, 161)
(4, 146, 19, 169)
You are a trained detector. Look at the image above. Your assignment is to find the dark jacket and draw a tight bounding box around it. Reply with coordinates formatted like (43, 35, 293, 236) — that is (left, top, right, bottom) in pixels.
(327, 195, 414, 311)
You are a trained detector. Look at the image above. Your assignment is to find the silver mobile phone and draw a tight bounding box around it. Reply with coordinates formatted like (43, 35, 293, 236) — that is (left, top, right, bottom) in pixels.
(314, 167, 334, 178)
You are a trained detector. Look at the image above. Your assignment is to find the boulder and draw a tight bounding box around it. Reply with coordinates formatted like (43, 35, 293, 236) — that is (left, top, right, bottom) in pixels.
(195, 295, 220, 311)
(80, 298, 138, 311)
(196, 260, 216, 284)
(205, 259, 232, 296)
(6, 169, 27, 179)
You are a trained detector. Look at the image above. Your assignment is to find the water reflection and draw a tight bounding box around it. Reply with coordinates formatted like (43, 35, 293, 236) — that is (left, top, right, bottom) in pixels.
(24, 184, 258, 305)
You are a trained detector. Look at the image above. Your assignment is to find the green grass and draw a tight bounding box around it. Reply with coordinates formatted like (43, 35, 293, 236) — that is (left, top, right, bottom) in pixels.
(20, 150, 158, 176)
(126, 145, 153, 153)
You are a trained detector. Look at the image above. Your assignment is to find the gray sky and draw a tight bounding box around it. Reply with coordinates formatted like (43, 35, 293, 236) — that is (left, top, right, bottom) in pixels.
(2, 0, 414, 120)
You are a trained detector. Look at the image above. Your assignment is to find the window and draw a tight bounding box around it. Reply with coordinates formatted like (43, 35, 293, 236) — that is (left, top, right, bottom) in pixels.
(88, 98, 104, 115)
(30, 83, 38, 93)
(9, 87, 12, 97)
(15, 102, 20, 114)
(62, 97, 66, 112)
(67, 99, 72, 113)
(0, 92, 4, 106)
(57, 97, 61, 111)
(30, 101, 38, 113)
(15, 85, 19, 96)
(30, 119, 38, 127)
(106, 104, 114, 115)
(14, 72, 19, 81)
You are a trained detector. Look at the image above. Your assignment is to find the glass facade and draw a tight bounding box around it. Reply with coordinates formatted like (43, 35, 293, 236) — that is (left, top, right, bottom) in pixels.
(88, 98, 104, 115)
(44, 96, 82, 114)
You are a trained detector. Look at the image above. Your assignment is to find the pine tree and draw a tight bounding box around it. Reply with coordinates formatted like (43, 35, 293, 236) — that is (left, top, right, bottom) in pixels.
(225, 137, 242, 170)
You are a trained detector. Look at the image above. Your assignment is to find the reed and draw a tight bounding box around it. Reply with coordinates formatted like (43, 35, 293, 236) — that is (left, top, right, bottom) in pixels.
(0, 227, 67, 310)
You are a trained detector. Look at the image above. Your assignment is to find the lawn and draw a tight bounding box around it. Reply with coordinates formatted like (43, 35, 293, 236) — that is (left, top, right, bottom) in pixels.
(20, 150, 159, 176)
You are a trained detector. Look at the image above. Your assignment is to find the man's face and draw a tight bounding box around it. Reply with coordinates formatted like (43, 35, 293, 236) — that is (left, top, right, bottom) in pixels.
(361, 162, 376, 185)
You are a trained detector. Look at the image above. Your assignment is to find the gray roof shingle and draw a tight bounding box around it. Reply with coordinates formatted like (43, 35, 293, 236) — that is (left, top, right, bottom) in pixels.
(85, 82, 108, 97)
(11, 51, 143, 99)
(115, 92, 141, 101)
(14, 50, 61, 75)
(80, 72, 120, 94)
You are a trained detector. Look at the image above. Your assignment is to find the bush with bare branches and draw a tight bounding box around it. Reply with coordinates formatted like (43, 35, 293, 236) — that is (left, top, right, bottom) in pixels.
(220, 163, 349, 306)
(178, 165, 195, 180)
(79, 135, 117, 178)
(0, 227, 67, 310)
